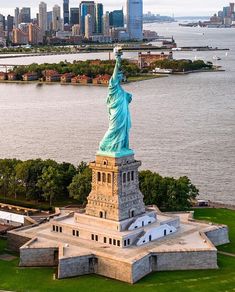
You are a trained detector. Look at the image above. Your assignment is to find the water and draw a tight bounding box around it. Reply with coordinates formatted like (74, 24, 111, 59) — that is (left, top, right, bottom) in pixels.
(0, 23, 234, 204)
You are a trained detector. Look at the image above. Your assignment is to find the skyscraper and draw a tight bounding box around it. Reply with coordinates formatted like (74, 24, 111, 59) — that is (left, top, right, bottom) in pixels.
(63, 0, 70, 25)
(85, 14, 93, 38)
(19, 7, 31, 23)
(102, 11, 110, 36)
(109, 10, 124, 28)
(39, 2, 47, 34)
(95, 3, 103, 34)
(52, 5, 61, 31)
(0, 14, 5, 31)
(79, 1, 95, 35)
(7, 15, 14, 35)
(14, 7, 20, 28)
(28, 23, 43, 44)
(47, 11, 53, 31)
(127, 0, 143, 40)
(70, 8, 79, 25)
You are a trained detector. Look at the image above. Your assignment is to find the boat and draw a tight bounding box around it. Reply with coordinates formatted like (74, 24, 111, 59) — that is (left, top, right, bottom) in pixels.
(213, 56, 221, 60)
(152, 68, 173, 74)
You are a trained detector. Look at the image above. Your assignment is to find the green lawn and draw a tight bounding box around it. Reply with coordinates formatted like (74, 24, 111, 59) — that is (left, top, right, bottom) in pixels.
(127, 74, 165, 82)
(0, 208, 235, 292)
(194, 208, 235, 253)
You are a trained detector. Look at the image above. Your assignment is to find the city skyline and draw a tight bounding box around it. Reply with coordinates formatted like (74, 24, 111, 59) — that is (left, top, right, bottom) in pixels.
(0, 0, 232, 17)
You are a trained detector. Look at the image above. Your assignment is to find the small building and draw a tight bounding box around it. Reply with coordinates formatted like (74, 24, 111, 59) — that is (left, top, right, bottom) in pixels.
(60, 73, 75, 83)
(92, 74, 111, 85)
(7, 72, 17, 81)
(43, 70, 61, 82)
(138, 52, 173, 69)
(22, 72, 38, 81)
(0, 72, 7, 80)
(71, 75, 92, 84)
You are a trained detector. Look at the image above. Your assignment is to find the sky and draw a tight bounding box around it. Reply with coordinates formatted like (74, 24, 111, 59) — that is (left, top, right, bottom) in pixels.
(0, 0, 230, 17)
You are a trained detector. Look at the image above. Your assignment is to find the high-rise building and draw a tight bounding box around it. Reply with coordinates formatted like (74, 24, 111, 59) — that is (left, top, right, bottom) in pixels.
(85, 14, 93, 38)
(109, 10, 124, 28)
(70, 8, 79, 25)
(79, 1, 95, 35)
(127, 0, 143, 40)
(63, 0, 70, 25)
(102, 12, 110, 36)
(12, 28, 29, 44)
(47, 11, 53, 31)
(7, 15, 14, 35)
(72, 24, 80, 36)
(28, 23, 43, 44)
(52, 5, 61, 31)
(230, 2, 235, 12)
(0, 14, 5, 31)
(19, 7, 31, 23)
(95, 3, 103, 34)
(14, 7, 20, 28)
(39, 2, 47, 34)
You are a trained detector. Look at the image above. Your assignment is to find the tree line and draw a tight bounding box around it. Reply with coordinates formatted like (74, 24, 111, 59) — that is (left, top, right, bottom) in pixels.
(12, 60, 141, 80)
(0, 159, 199, 211)
(152, 59, 213, 72)
(0, 158, 198, 211)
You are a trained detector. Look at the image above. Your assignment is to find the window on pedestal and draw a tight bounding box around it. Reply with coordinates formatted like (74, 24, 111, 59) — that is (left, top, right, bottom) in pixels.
(95, 235, 98, 241)
(97, 172, 101, 182)
(127, 172, 130, 182)
(117, 240, 120, 247)
(91, 234, 94, 240)
(104, 237, 107, 243)
(102, 173, 106, 183)
(131, 171, 135, 181)
(123, 173, 126, 183)
(107, 173, 111, 184)
(124, 240, 127, 247)
(99, 211, 103, 218)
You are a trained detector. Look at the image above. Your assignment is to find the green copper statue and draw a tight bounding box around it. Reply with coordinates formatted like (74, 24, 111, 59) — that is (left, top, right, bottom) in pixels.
(98, 47, 134, 157)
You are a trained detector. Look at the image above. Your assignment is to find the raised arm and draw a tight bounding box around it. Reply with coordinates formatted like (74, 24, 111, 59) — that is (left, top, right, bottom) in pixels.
(112, 55, 122, 81)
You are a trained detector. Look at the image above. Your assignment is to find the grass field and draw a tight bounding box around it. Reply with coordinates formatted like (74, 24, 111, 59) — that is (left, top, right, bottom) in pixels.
(194, 208, 235, 254)
(0, 208, 235, 292)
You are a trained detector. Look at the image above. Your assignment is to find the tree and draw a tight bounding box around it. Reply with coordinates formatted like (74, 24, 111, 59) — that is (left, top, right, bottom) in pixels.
(37, 166, 61, 207)
(139, 170, 199, 211)
(68, 164, 92, 205)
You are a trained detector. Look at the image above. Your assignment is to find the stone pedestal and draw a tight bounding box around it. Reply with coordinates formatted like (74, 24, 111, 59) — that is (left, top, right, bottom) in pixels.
(85, 154, 146, 221)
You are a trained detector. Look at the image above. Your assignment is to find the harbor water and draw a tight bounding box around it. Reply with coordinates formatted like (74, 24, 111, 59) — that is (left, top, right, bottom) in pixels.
(0, 22, 234, 204)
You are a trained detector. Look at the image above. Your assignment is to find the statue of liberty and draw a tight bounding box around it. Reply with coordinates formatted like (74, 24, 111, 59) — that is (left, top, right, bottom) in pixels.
(98, 47, 134, 157)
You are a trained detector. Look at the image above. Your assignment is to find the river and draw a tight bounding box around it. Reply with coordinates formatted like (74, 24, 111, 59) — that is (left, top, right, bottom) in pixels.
(0, 22, 234, 204)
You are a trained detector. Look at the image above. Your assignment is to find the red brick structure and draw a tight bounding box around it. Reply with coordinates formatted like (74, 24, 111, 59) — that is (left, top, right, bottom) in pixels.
(43, 70, 61, 82)
(0, 72, 7, 80)
(7, 72, 17, 81)
(92, 74, 111, 85)
(22, 72, 38, 81)
(71, 75, 92, 84)
(60, 73, 75, 83)
(138, 52, 173, 69)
